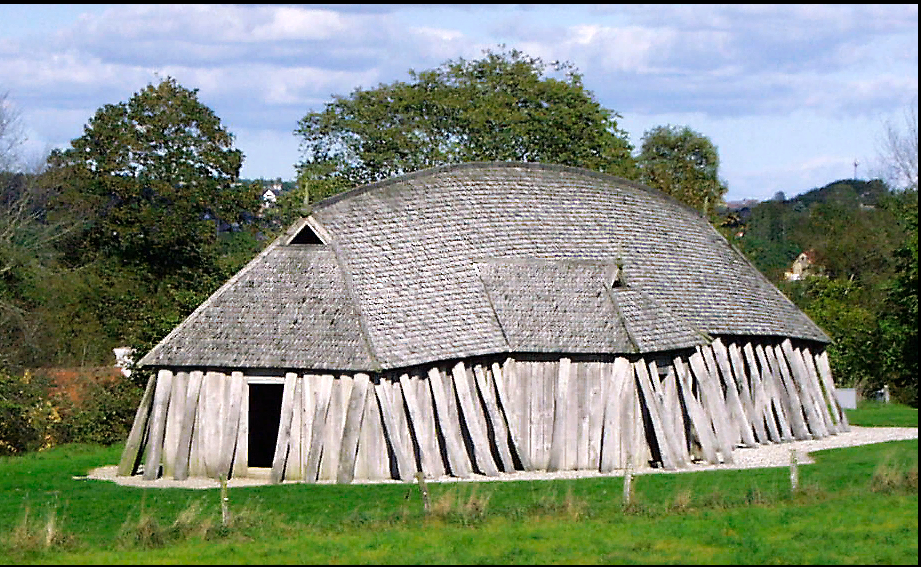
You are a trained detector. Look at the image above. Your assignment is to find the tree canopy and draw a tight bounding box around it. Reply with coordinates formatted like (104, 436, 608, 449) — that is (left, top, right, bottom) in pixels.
(295, 48, 638, 202)
(0, 78, 266, 374)
(48, 77, 255, 270)
(637, 125, 727, 216)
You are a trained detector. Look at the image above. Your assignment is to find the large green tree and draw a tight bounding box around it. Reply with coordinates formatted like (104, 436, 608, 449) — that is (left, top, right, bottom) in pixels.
(295, 48, 638, 201)
(49, 77, 255, 271)
(30, 78, 264, 372)
(879, 188, 918, 405)
(637, 125, 727, 216)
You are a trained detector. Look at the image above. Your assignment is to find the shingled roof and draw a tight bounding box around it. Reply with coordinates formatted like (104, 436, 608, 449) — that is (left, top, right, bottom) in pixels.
(140, 162, 829, 372)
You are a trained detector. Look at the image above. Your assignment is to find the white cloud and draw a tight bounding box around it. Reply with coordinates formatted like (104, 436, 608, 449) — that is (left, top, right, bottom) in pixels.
(247, 7, 346, 42)
(502, 4, 917, 121)
(0, 4, 915, 198)
(563, 25, 666, 73)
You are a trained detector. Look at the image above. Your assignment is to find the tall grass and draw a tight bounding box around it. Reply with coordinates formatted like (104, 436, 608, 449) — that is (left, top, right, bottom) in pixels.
(870, 453, 919, 493)
(7, 500, 73, 553)
(116, 493, 287, 549)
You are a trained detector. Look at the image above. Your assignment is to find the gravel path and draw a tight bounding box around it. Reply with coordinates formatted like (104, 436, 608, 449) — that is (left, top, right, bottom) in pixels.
(85, 426, 917, 490)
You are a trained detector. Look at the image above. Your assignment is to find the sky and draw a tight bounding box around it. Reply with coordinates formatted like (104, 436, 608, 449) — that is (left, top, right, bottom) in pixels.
(0, 4, 916, 202)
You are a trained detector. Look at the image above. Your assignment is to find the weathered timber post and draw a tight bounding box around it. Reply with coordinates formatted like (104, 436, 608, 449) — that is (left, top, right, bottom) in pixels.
(789, 448, 799, 492)
(219, 474, 231, 527)
(623, 457, 634, 507)
(415, 471, 431, 514)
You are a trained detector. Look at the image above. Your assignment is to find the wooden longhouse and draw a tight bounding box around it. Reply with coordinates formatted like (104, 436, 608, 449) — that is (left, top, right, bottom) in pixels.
(119, 162, 849, 484)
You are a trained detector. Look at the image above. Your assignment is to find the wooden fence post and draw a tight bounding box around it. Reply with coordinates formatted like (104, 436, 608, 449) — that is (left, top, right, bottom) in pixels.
(623, 456, 634, 507)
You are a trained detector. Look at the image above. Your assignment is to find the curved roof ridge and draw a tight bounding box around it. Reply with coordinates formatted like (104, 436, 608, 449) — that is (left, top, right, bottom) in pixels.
(309, 161, 707, 219)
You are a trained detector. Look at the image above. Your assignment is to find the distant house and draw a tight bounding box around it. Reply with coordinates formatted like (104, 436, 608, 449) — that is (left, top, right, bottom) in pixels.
(784, 250, 820, 281)
(260, 183, 286, 212)
(261, 186, 283, 207)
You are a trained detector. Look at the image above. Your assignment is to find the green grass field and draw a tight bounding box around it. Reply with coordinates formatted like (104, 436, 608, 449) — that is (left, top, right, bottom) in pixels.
(1, 403, 916, 564)
(845, 400, 918, 428)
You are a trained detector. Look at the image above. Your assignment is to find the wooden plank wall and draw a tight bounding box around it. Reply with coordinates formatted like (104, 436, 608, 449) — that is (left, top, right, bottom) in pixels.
(120, 338, 846, 482)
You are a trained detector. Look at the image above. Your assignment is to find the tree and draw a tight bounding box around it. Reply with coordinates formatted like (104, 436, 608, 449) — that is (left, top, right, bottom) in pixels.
(0, 91, 25, 172)
(790, 277, 879, 390)
(33, 78, 263, 373)
(48, 77, 256, 271)
(636, 125, 728, 216)
(295, 47, 637, 200)
(876, 100, 918, 191)
(1, 92, 83, 371)
(879, 188, 918, 405)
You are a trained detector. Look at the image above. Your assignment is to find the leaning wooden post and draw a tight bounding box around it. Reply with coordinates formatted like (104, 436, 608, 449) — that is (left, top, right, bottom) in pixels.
(548, 358, 573, 472)
(173, 370, 204, 480)
(789, 448, 799, 492)
(142, 370, 174, 480)
(427, 366, 472, 477)
(451, 362, 499, 476)
(118, 372, 157, 476)
(815, 350, 850, 431)
(337, 373, 370, 484)
(270, 372, 298, 484)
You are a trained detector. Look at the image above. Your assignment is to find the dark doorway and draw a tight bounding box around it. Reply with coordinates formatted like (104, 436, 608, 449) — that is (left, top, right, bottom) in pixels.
(248, 384, 284, 467)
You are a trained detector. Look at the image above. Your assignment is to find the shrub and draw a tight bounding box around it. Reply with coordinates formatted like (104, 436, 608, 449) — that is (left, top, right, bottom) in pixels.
(428, 486, 492, 526)
(0, 367, 142, 455)
(871, 457, 919, 493)
(0, 370, 58, 455)
(53, 374, 142, 446)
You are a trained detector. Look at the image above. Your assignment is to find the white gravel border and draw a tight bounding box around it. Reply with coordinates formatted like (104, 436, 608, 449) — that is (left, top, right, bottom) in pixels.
(84, 426, 917, 490)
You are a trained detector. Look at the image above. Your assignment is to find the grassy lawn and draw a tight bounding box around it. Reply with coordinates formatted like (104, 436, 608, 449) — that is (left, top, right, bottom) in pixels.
(0, 409, 916, 564)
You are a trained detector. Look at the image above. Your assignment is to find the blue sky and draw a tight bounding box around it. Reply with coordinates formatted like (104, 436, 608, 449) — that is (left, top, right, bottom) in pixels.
(0, 4, 916, 201)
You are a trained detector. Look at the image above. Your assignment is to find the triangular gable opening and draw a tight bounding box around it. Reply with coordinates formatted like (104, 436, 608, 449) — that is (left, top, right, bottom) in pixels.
(289, 223, 324, 244)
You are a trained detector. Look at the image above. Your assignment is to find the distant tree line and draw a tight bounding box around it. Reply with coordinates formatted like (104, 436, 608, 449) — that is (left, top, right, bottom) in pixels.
(0, 81, 273, 454)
